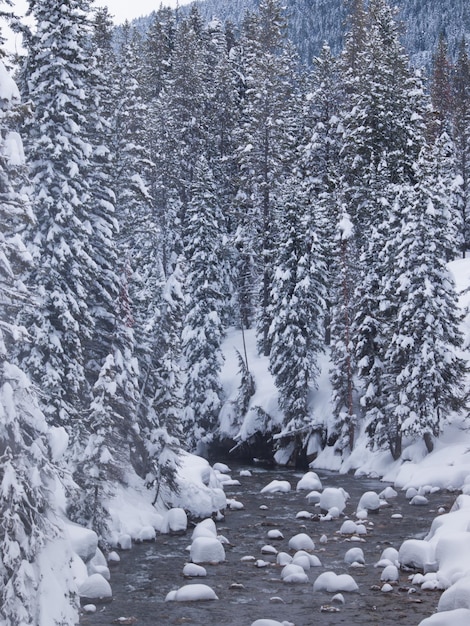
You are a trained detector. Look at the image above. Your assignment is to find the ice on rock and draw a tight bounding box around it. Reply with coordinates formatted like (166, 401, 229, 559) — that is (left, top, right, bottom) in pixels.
(183, 563, 207, 578)
(438, 576, 470, 611)
(161, 508, 188, 534)
(192, 518, 217, 540)
(381, 565, 399, 582)
(296, 471, 322, 491)
(165, 583, 218, 602)
(344, 547, 365, 565)
(418, 608, 470, 626)
(190, 537, 225, 564)
(260, 480, 291, 494)
(357, 491, 381, 513)
(78, 574, 112, 600)
(288, 533, 315, 551)
(319, 487, 349, 513)
(313, 571, 359, 593)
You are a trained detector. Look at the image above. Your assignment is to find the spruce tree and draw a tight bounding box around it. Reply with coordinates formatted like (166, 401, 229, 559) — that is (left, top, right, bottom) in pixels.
(0, 58, 78, 626)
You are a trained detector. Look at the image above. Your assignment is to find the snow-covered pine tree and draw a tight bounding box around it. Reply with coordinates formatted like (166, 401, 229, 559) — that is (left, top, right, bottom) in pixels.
(329, 210, 358, 453)
(340, 0, 429, 456)
(453, 38, 470, 256)
(429, 33, 454, 134)
(18, 0, 97, 430)
(381, 134, 467, 456)
(0, 58, 78, 626)
(234, 0, 300, 356)
(143, 261, 184, 503)
(267, 173, 326, 464)
(182, 158, 230, 453)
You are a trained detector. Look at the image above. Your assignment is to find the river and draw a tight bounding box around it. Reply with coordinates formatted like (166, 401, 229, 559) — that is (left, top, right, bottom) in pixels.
(79, 466, 457, 626)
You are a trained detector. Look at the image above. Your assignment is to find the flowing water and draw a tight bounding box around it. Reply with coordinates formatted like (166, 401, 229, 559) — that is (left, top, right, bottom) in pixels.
(79, 466, 457, 626)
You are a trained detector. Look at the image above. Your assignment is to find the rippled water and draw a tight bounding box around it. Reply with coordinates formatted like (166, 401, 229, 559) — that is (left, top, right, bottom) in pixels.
(79, 467, 457, 626)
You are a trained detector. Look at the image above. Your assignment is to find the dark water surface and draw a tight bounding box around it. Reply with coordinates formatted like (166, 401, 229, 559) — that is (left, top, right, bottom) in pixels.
(79, 467, 457, 626)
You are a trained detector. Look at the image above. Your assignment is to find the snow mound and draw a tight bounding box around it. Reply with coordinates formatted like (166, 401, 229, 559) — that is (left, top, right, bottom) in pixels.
(344, 547, 365, 565)
(251, 620, 294, 626)
(288, 533, 315, 551)
(78, 574, 112, 600)
(296, 471, 322, 491)
(418, 608, 470, 626)
(191, 518, 217, 540)
(190, 537, 225, 564)
(165, 583, 218, 602)
(183, 563, 207, 578)
(357, 491, 381, 513)
(319, 487, 349, 513)
(161, 508, 188, 534)
(438, 575, 470, 611)
(64, 521, 98, 563)
(260, 480, 291, 494)
(313, 571, 359, 593)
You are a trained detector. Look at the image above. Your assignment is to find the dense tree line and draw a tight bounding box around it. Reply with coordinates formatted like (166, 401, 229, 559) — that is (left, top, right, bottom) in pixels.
(0, 0, 469, 619)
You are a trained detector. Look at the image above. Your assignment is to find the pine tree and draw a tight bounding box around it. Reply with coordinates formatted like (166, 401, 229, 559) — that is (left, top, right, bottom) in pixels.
(0, 58, 78, 626)
(329, 210, 358, 452)
(235, 0, 300, 356)
(267, 175, 326, 463)
(18, 0, 97, 429)
(182, 159, 229, 452)
(383, 137, 467, 455)
(453, 38, 470, 255)
(430, 33, 454, 134)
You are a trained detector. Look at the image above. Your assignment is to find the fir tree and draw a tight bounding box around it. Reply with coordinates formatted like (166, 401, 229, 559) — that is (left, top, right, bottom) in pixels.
(182, 159, 229, 452)
(0, 58, 78, 626)
(267, 174, 326, 463)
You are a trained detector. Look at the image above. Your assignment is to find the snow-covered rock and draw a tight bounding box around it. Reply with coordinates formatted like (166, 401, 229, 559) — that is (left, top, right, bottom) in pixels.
(117, 534, 132, 550)
(357, 491, 381, 513)
(213, 462, 230, 473)
(296, 472, 322, 491)
(267, 529, 284, 540)
(165, 584, 218, 602)
(64, 522, 98, 563)
(281, 563, 309, 583)
(418, 608, 470, 626)
(313, 571, 359, 593)
(319, 487, 348, 514)
(191, 518, 217, 540)
(398, 539, 434, 571)
(276, 552, 292, 566)
(340, 520, 359, 535)
(183, 563, 207, 578)
(344, 547, 365, 565)
(381, 565, 399, 582)
(161, 508, 188, 534)
(137, 525, 156, 542)
(190, 537, 225, 564)
(78, 574, 112, 600)
(288, 533, 315, 552)
(251, 620, 294, 626)
(260, 480, 291, 494)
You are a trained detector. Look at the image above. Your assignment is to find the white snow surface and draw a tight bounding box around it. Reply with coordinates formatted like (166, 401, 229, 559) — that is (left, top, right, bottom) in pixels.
(165, 583, 218, 602)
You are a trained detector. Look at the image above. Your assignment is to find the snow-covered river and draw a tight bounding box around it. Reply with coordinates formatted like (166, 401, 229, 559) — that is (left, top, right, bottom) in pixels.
(80, 466, 457, 626)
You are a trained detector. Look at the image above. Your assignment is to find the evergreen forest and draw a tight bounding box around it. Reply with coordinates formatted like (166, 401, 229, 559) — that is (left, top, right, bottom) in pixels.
(1, 0, 470, 620)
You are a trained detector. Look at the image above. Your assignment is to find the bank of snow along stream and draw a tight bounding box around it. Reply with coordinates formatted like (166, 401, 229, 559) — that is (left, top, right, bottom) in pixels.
(78, 465, 469, 626)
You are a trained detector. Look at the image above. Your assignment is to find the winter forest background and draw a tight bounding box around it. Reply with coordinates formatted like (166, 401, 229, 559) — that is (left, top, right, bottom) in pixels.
(2, 0, 470, 621)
